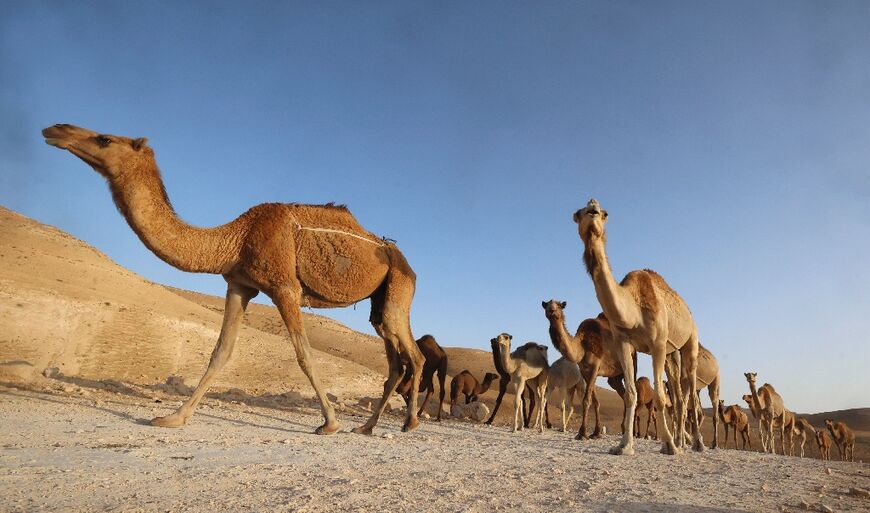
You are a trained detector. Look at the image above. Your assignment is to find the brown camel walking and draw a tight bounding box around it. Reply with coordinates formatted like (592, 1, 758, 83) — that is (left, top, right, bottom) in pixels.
(43, 124, 425, 435)
(815, 429, 832, 461)
(395, 335, 448, 421)
(717, 400, 751, 450)
(634, 377, 658, 440)
(825, 419, 856, 462)
(450, 370, 498, 409)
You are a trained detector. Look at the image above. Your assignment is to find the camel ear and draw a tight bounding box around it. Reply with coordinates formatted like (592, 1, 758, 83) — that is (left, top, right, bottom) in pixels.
(560, 301, 567, 309)
(541, 301, 547, 309)
(132, 137, 148, 151)
(572, 210, 581, 223)
(602, 209, 608, 220)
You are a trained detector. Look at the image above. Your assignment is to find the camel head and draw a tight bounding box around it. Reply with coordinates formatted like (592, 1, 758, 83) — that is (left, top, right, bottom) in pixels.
(824, 418, 834, 430)
(573, 198, 608, 243)
(482, 372, 500, 386)
(43, 124, 151, 180)
(493, 333, 513, 349)
(541, 299, 567, 322)
(744, 372, 757, 385)
(741, 394, 753, 407)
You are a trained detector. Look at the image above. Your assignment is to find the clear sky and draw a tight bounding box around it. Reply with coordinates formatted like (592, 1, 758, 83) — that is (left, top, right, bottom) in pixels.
(2, 1, 868, 413)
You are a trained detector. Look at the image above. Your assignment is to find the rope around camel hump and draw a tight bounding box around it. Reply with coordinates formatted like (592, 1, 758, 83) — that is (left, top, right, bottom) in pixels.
(293, 223, 391, 246)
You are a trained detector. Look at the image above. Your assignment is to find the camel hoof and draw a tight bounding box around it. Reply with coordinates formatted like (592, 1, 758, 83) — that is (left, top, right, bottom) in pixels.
(351, 425, 374, 436)
(660, 441, 680, 455)
(314, 421, 340, 435)
(401, 417, 420, 433)
(590, 432, 603, 439)
(609, 444, 634, 456)
(150, 414, 186, 428)
(693, 440, 706, 452)
(575, 433, 589, 441)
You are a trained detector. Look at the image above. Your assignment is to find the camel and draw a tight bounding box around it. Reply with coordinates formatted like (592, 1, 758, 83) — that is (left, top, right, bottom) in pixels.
(542, 301, 636, 439)
(42, 123, 426, 435)
(815, 429, 832, 461)
(634, 377, 659, 440)
(493, 333, 549, 433)
(545, 357, 585, 432)
(717, 400, 751, 451)
(665, 344, 721, 449)
(573, 198, 704, 455)
(745, 373, 794, 455)
(742, 393, 768, 451)
(450, 370, 498, 410)
(825, 419, 856, 462)
(791, 418, 815, 458)
(395, 335, 448, 421)
(484, 338, 534, 426)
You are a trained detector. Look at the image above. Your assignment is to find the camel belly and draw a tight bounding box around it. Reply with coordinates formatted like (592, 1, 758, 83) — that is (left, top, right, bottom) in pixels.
(295, 230, 389, 305)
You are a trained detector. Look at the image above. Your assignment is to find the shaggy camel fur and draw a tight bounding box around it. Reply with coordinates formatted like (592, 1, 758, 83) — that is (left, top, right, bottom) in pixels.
(717, 400, 751, 451)
(745, 373, 794, 455)
(494, 333, 549, 433)
(815, 429, 832, 461)
(791, 418, 815, 458)
(574, 198, 704, 455)
(43, 124, 425, 435)
(450, 371, 498, 409)
(665, 344, 721, 449)
(543, 301, 636, 439)
(484, 338, 533, 426)
(546, 357, 585, 432)
(634, 377, 659, 440)
(825, 419, 856, 462)
(395, 335, 448, 421)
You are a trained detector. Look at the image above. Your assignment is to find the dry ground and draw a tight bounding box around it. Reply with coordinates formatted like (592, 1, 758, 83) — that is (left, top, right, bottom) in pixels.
(2, 383, 868, 513)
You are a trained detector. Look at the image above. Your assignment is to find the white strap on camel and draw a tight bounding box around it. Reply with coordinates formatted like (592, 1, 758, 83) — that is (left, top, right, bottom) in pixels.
(295, 224, 385, 246)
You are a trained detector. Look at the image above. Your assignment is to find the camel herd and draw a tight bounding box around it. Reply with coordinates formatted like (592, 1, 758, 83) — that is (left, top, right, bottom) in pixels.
(42, 124, 858, 462)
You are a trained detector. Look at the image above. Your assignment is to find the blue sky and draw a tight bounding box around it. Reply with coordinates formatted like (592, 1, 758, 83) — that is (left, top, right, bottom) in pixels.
(2, 1, 868, 413)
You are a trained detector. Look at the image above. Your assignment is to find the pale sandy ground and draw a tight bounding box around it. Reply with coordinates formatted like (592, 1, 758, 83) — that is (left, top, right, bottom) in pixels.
(2, 383, 868, 513)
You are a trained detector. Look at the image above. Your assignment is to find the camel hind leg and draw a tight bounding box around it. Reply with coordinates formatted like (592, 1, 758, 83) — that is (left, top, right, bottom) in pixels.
(485, 377, 508, 425)
(151, 282, 257, 428)
(709, 376, 720, 449)
(434, 357, 447, 421)
(680, 335, 705, 452)
(652, 343, 678, 455)
(610, 340, 637, 456)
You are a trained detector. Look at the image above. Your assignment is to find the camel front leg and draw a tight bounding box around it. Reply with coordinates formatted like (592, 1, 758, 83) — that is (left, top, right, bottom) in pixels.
(610, 340, 636, 456)
(485, 378, 508, 425)
(416, 376, 435, 418)
(709, 379, 720, 449)
(271, 288, 340, 435)
(513, 378, 527, 432)
(680, 337, 705, 452)
(151, 282, 256, 428)
(577, 367, 598, 439)
(536, 378, 548, 433)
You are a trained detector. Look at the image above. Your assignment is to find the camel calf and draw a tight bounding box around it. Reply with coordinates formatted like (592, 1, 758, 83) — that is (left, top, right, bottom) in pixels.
(718, 400, 751, 450)
(450, 370, 498, 410)
(634, 377, 659, 440)
(791, 418, 815, 458)
(825, 419, 856, 462)
(815, 429, 832, 461)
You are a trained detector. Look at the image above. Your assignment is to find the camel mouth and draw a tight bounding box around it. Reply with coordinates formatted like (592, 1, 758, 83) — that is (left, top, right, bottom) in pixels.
(44, 137, 68, 149)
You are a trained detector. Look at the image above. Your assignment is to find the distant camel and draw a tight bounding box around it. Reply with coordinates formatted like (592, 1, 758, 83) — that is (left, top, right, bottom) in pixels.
(634, 377, 658, 439)
(825, 419, 855, 462)
(493, 333, 549, 433)
(542, 301, 635, 439)
(790, 418, 815, 458)
(546, 357, 585, 432)
(485, 338, 533, 426)
(717, 400, 751, 451)
(450, 370, 498, 409)
(815, 429, 832, 461)
(395, 335, 448, 421)
(665, 344, 721, 449)
(745, 373, 794, 455)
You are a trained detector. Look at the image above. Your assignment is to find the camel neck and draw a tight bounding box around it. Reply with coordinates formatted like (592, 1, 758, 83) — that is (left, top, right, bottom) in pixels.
(479, 376, 495, 394)
(548, 318, 584, 363)
(109, 165, 243, 274)
(497, 344, 516, 375)
(584, 238, 641, 328)
(747, 381, 763, 410)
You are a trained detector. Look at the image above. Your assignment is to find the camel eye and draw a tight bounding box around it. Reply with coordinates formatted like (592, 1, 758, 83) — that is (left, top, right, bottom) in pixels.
(95, 136, 112, 147)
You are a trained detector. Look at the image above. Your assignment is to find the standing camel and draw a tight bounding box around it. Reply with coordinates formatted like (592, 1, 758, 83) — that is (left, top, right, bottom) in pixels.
(745, 373, 794, 455)
(634, 377, 659, 440)
(666, 344, 721, 449)
(815, 429, 832, 461)
(825, 419, 856, 462)
(450, 371, 498, 409)
(742, 393, 768, 451)
(546, 357, 585, 432)
(542, 301, 636, 439)
(493, 333, 549, 433)
(485, 339, 542, 427)
(717, 400, 751, 451)
(574, 198, 704, 455)
(42, 124, 425, 435)
(395, 335, 448, 421)
(791, 418, 815, 458)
